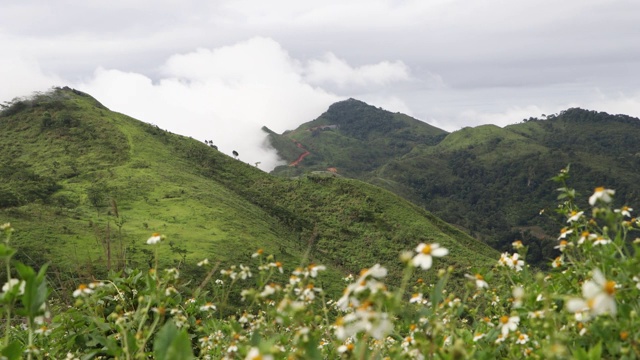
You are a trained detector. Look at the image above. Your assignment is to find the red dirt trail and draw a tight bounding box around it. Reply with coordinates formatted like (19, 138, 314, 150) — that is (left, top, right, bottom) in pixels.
(289, 141, 310, 167)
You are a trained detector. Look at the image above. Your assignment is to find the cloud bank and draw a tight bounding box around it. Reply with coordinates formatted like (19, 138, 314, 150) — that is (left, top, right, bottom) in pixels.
(76, 37, 412, 171)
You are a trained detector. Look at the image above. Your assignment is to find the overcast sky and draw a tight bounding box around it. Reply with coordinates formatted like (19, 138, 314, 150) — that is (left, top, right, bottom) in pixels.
(2, 0, 639, 170)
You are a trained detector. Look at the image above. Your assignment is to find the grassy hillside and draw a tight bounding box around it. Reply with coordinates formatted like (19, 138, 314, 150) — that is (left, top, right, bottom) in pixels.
(269, 98, 447, 178)
(0, 88, 498, 297)
(269, 102, 640, 266)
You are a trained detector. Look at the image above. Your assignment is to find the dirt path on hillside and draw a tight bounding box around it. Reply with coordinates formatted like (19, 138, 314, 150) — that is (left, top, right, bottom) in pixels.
(289, 141, 310, 166)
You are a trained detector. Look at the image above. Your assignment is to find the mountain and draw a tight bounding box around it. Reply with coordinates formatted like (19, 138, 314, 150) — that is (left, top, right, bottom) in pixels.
(269, 100, 640, 265)
(0, 88, 498, 296)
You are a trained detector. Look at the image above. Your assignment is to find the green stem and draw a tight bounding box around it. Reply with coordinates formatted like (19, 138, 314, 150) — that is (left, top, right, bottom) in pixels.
(4, 260, 11, 347)
(395, 264, 414, 304)
(26, 327, 33, 360)
(118, 322, 132, 360)
(139, 314, 162, 356)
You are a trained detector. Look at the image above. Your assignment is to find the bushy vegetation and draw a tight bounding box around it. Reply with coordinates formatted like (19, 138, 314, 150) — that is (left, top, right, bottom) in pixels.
(1, 168, 639, 358)
(0, 88, 496, 305)
(270, 102, 640, 268)
(270, 99, 447, 177)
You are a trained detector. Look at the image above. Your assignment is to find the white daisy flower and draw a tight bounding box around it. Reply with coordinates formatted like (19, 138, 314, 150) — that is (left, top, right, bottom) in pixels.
(589, 187, 615, 205)
(558, 228, 573, 240)
(566, 210, 584, 223)
(566, 269, 616, 317)
(412, 243, 448, 270)
(197, 258, 209, 266)
(200, 302, 217, 311)
(465, 274, 488, 289)
(146, 233, 163, 245)
(515, 333, 529, 344)
(592, 236, 611, 246)
(2, 278, 25, 295)
(614, 206, 633, 217)
(72, 284, 94, 297)
(499, 315, 520, 336)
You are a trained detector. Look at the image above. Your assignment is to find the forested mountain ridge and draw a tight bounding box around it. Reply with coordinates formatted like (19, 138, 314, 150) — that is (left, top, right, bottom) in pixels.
(0, 88, 498, 296)
(269, 101, 640, 265)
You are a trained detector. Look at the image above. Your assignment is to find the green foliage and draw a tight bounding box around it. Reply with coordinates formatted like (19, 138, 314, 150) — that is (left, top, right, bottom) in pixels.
(1, 174, 640, 358)
(0, 160, 60, 207)
(0, 88, 496, 301)
(270, 103, 640, 267)
(271, 99, 446, 176)
(153, 321, 195, 360)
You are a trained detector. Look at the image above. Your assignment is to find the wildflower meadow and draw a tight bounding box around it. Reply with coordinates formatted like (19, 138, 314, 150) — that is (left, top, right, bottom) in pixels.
(1, 168, 639, 359)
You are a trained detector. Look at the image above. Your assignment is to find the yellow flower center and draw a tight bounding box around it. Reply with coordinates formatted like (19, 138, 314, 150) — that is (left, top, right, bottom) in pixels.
(152, 232, 160, 237)
(594, 186, 605, 192)
(409, 324, 417, 331)
(475, 274, 484, 280)
(500, 315, 509, 324)
(78, 284, 88, 291)
(604, 281, 616, 295)
(421, 244, 432, 255)
(620, 331, 629, 341)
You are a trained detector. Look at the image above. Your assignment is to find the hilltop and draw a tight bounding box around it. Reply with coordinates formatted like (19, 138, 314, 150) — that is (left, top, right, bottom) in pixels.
(269, 100, 640, 265)
(0, 88, 498, 296)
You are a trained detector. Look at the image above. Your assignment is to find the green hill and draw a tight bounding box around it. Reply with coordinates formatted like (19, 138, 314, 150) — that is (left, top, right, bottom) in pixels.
(0, 88, 498, 296)
(269, 101, 640, 266)
(269, 98, 447, 178)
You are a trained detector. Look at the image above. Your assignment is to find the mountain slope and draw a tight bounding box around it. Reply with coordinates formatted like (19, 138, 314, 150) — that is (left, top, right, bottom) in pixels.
(269, 101, 640, 265)
(0, 88, 498, 294)
(269, 98, 447, 178)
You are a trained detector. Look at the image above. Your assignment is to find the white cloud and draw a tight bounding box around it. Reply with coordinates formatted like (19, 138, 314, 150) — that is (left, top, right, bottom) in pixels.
(589, 91, 640, 118)
(75, 37, 412, 171)
(0, 54, 63, 102)
(304, 52, 410, 89)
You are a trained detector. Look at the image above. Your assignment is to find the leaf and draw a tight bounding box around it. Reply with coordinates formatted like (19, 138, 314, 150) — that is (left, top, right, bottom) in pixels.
(153, 321, 194, 360)
(573, 347, 588, 360)
(80, 351, 100, 360)
(14, 262, 35, 279)
(16, 262, 49, 322)
(588, 342, 602, 360)
(0, 243, 16, 259)
(1, 341, 24, 360)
